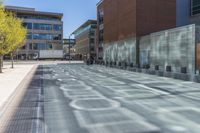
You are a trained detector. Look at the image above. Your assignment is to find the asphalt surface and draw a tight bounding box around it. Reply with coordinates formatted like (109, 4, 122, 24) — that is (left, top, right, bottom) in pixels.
(1, 64, 200, 133)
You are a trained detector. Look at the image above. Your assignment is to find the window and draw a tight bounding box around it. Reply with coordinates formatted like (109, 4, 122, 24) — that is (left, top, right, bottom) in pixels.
(90, 46, 95, 51)
(99, 30, 104, 43)
(18, 15, 60, 21)
(26, 33, 32, 39)
(192, 0, 200, 15)
(23, 23, 32, 29)
(33, 34, 52, 40)
(29, 43, 33, 50)
(33, 43, 52, 50)
(98, 10, 104, 24)
(33, 34, 62, 40)
(46, 44, 53, 50)
(89, 31, 95, 36)
(53, 25, 62, 31)
(53, 34, 62, 40)
(90, 38, 95, 43)
(33, 23, 52, 30)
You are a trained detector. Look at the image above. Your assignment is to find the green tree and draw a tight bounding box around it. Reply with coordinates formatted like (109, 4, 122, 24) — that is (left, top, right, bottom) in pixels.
(0, 7, 10, 73)
(6, 12, 27, 68)
(0, 6, 27, 73)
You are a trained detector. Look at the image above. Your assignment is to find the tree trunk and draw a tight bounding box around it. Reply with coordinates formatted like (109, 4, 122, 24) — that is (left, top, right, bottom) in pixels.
(1, 55, 3, 68)
(0, 54, 3, 73)
(11, 52, 14, 69)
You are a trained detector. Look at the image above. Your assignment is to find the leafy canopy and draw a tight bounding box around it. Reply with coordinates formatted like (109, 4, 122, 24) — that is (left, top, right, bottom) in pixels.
(0, 6, 27, 55)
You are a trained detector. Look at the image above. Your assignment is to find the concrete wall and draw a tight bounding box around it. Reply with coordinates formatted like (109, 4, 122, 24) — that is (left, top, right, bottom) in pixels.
(104, 24, 198, 74)
(139, 35, 151, 67)
(103, 38, 137, 65)
(150, 24, 196, 74)
(197, 44, 200, 70)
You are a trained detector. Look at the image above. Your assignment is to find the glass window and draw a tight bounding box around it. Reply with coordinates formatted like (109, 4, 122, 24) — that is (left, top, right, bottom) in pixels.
(90, 38, 95, 43)
(33, 43, 53, 50)
(26, 33, 32, 39)
(192, 0, 200, 15)
(90, 46, 95, 51)
(33, 23, 52, 30)
(53, 34, 62, 40)
(33, 34, 52, 40)
(89, 31, 95, 36)
(33, 34, 62, 40)
(18, 15, 60, 21)
(23, 23, 32, 29)
(74, 25, 91, 37)
(29, 43, 33, 50)
(46, 44, 53, 50)
(53, 25, 62, 31)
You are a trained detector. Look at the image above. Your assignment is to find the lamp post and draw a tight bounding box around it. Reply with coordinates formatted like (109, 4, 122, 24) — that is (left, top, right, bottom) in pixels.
(88, 28, 91, 62)
(68, 33, 73, 63)
(69, 36, 71, 62)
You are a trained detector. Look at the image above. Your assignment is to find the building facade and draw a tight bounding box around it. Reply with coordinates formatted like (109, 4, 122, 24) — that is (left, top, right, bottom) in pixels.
(6, 6, 63, 60)
(73, 20, 97, 60)
(63, 39, 76, 60)
(96, 0, 177, 60)
(97, 0, 200, 78)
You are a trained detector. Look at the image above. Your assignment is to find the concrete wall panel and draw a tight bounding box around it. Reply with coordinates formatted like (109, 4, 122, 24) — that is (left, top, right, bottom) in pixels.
(139, 35, 151, 66)
(150, 25, 196, 73)
(104, 38, 137, 64)
(197, 44, 200, 70)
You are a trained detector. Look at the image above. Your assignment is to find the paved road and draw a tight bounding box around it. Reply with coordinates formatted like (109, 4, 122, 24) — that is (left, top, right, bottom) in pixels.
(1, 64, 200, 133)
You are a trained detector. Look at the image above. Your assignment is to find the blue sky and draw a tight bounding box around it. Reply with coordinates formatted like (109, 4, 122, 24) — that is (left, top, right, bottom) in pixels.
(4, 0, 99, 38)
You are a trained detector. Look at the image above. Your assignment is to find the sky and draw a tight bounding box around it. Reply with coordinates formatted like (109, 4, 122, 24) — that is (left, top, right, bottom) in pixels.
(4, 0, 99, 38)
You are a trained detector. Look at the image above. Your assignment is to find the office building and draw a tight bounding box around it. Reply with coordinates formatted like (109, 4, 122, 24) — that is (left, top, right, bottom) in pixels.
(6, 6, 63, 60)
(73, 20, 97, 60)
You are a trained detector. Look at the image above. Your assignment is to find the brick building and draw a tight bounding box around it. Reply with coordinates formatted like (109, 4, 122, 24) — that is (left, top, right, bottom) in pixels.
(97, 0, 200, 79)
(96, 0, 177, 60)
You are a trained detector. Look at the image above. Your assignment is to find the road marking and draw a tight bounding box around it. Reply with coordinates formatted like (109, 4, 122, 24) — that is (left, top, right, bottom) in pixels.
(137, 84, 169, 95)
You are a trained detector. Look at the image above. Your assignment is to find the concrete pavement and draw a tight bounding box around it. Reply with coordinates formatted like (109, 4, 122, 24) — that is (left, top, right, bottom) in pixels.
(44, 64, 200, 133)
(1, 64, 200, 133)
(0, 64, 35, 110)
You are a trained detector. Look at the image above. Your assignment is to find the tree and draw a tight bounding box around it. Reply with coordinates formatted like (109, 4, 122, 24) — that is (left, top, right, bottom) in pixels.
(0, 6, 27, 73)
(6, 12, 27, 68)
(0, 6, 10, 73)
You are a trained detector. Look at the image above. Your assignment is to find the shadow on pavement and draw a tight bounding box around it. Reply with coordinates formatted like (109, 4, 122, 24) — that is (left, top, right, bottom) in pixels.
(0, 66, 44, 133)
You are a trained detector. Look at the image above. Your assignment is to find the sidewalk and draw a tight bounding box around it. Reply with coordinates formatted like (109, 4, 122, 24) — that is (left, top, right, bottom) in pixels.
(0, 64, 35, 110)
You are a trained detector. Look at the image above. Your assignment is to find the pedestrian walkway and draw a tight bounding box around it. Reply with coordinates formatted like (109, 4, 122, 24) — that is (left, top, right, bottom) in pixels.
(0, 64, 35, 110)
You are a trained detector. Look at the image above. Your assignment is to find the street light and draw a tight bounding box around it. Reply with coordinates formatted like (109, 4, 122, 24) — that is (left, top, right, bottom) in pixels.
(68, 33, 73, 63)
